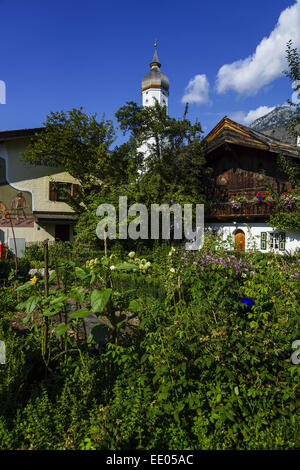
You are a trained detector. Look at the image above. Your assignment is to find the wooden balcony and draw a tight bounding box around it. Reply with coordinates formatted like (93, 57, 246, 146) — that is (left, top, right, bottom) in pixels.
(208, 201, 279, 218)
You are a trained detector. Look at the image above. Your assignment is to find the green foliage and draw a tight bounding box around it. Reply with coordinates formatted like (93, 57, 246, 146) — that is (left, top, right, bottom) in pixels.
(0, 287, 19, 314)
(116, 100, 212, 206)
(24, 244, 44, 263)
(20, 108, 139, 238)
(0, 259, 30, 285)
(269, 209, 300, 231)
(21, 108, 115, 189)
(285, 40, 300, 137)
(0, 237, 299, 450)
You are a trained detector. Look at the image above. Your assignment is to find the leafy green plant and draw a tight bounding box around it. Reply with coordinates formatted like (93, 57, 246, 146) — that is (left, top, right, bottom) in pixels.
(0, 235, 299, 450)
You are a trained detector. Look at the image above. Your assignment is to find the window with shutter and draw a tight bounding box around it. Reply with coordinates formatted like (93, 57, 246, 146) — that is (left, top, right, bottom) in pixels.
(261, 232, 267, 250)
(279, 232, 286, 251)
(49, 182, 72, 201)
(270, 232, 279, 249)
(71, 184, 79, 197)
(49, 182, 58, 201)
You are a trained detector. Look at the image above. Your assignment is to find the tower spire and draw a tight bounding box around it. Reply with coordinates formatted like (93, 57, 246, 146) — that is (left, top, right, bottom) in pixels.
(150, 39, 161, 69)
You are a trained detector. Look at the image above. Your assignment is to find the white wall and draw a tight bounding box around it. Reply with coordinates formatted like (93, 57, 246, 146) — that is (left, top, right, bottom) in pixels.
(142, 88, 168, 112)
(205, 221, 300, 255)
(0, 140, 78, 213)
(0, 138, 77, 245)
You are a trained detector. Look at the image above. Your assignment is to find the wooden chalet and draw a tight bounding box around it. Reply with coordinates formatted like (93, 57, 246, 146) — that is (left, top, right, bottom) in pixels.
(201, 117, 300, 253)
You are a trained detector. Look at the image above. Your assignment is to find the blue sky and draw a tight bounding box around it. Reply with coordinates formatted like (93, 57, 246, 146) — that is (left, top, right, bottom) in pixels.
(0, 0, 299, 146)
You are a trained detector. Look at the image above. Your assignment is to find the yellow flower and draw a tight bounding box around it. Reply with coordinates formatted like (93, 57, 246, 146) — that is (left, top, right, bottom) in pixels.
(30, 275, 38, 285)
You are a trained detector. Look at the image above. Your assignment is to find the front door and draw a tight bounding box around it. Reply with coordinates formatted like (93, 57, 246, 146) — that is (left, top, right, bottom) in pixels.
(235, 229, 245, 251)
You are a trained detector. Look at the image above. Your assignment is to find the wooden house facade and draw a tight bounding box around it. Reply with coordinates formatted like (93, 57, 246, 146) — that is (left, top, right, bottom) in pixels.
(202, 117, 300, 254)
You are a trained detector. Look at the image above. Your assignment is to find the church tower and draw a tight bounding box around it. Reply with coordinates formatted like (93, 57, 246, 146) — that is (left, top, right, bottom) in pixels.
(141, 41, 169, 112)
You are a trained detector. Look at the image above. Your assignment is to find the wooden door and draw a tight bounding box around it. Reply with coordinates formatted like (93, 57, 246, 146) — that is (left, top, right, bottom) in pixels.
(235, 230, 245, 251)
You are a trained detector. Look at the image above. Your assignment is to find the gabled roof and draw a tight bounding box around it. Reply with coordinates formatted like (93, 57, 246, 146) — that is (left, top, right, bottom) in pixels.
(202, 116, 299, 159)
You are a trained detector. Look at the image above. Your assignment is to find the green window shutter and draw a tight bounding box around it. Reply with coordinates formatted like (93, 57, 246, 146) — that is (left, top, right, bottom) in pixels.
(279, 232, 286, 251)
(261, 232, 267, 250)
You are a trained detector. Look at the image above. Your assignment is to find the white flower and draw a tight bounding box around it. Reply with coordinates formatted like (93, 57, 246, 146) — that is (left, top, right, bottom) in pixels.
(128, 251, 135, 258)
(170, 268, 175, 273)
(110, 265, 116, 271)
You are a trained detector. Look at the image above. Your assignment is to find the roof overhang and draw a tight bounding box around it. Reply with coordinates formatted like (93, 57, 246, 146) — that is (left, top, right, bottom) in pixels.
(202, 116, 299, 159)
(34, 212, 76, 223)
(0, 127, 44, 142)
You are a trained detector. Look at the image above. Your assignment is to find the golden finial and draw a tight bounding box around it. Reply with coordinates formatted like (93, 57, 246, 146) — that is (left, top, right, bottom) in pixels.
(154, 39, 158, 48)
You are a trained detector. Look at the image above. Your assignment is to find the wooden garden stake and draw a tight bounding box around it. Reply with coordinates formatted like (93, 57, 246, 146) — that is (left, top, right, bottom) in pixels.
(104, 227, 108, 257)
(54, 252, 64, 351)
(42, 239, 49, 361)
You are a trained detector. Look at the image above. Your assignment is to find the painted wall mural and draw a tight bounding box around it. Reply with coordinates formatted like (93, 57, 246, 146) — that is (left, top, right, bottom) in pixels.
(0, 157, 35, 227)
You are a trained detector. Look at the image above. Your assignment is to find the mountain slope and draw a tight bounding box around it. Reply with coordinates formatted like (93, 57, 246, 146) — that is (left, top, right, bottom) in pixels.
(249, 106, 295, 131)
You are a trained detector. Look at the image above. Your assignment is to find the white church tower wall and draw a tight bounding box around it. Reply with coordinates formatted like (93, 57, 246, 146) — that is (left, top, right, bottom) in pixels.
(138, 42, 170, 160)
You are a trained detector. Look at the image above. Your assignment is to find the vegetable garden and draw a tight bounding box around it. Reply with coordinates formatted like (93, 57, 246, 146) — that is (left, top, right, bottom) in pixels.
(0, 236, 299, 450)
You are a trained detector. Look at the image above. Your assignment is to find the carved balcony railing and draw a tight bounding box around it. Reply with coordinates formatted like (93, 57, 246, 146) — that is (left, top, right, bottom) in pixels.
(208, 202, 280, 217)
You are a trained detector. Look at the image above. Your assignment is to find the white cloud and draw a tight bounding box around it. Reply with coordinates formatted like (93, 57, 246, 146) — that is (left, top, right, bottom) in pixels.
(181, 74, 210, 104)
(216, 0, 300, 95)
(230, 105, 276, 125)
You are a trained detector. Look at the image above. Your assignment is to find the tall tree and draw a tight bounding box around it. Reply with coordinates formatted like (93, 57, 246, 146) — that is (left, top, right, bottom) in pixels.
(116, 100, 212, 207)
(269, 41, 300, 231)
(22, 108, 137, 194)
(21, 107, 140, 245)
(285, 39, 300, 145)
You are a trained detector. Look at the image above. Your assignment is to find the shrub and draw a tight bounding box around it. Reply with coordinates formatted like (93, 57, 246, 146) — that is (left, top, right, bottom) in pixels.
(0, 259, 30, 285)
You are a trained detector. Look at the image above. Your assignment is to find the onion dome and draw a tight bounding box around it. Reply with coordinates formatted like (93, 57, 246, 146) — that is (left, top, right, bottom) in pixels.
(142, 41, 169, 95)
